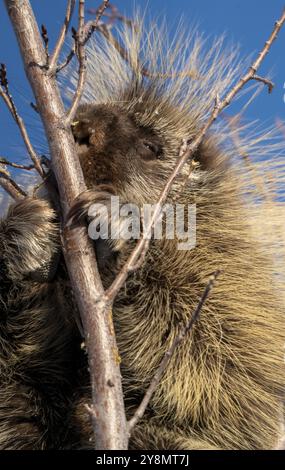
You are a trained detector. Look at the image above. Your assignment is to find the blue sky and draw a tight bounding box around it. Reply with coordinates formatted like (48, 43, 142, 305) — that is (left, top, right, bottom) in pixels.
(0, 0, 284, 163)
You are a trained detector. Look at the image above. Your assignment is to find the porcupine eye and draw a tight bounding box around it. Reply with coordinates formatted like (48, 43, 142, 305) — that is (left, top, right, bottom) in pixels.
(140, 140, 163, 161)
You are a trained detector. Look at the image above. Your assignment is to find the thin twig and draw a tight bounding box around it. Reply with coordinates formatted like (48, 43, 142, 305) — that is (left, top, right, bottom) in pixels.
(0, 176, 26, 199)
(83, 0, 110, 45)
(251, 74, 274, 93)
(0, 64, 44, 177)
(0, 156, 35, 171)
(65, 0, 87, 124)
(56, 24, 77, 74)
(0, 166, 27, 199)
(30, 101, 39, 113)
(127, 270, 221, 433)
(41, 24, 49, 68)
(65, 0, 110, 124)
(106, 7, 285, 301)
(56, 1, 114, 74)
(222, 9, 285, 108)
(49, 0, 76, 73)
(88, 2, 134, 29)
(56, 47, 76, 73)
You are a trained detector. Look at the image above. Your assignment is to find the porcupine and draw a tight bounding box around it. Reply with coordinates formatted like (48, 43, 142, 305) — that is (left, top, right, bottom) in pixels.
(0, 16, 284, 449)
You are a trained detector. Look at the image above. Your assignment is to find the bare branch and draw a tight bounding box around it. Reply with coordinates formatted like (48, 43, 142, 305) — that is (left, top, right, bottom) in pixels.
(83, 0, 110, 45)
(88, 2, 134, 29)
(106, 8, 285, 301)
(0, 64, 44, 177)
(56, 0, 113, 75)
(251, 74, 274, 93)
(56, 46, 76, 74)
(0, 156, 35, 171)
(41, 24, 49, 67)
(222, 9, 285, 108)
(65, 1, 111, 124)
(49, 0, 76, 73)
(65, 0, 87, 124)
(0, 176, 26, 200)
(127, 270, 221, 433)
(0, 166, 27, 199)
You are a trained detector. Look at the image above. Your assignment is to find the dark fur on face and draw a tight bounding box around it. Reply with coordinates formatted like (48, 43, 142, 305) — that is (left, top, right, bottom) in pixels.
(72, 104, 164, 190)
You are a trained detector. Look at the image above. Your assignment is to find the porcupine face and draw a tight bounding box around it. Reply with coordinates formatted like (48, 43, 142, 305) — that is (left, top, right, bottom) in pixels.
(71, 103, 166, 197)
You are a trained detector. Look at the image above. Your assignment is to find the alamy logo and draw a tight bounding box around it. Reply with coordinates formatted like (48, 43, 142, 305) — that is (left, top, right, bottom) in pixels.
(87, 196, 197, 251)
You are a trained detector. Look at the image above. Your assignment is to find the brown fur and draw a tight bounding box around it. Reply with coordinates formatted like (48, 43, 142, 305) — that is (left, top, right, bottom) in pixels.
(0, 99, 284, 449)
(0, 18, 284, 448)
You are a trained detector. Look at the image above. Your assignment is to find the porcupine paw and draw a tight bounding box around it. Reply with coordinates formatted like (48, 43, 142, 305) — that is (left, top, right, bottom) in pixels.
(0, 197, 60, 282)
(67, 187, 135, 269)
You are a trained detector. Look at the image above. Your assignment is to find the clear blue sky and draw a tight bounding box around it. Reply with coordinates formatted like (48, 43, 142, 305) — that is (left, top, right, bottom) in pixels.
(0, 0, 284, 162)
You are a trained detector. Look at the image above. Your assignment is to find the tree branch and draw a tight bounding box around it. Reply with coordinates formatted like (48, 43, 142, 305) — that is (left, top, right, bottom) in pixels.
(49, 0, 76, 73)
(88, 2, 133, 29)
(65, 0, 110, 124)
(56, 0, 109, 76)
(65, 0, 87, 124)
(56, 47, 76, 74)
(0, 166, 27, 199)
(251, 74, 274, 93)
(127, 270, 221, 433)
(83, 0, 110, 45)
(222, 9, 285, 108)
(0, 156, 35, 171)
(4, 0, 127, 450)
(41, 24, 50, 68)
